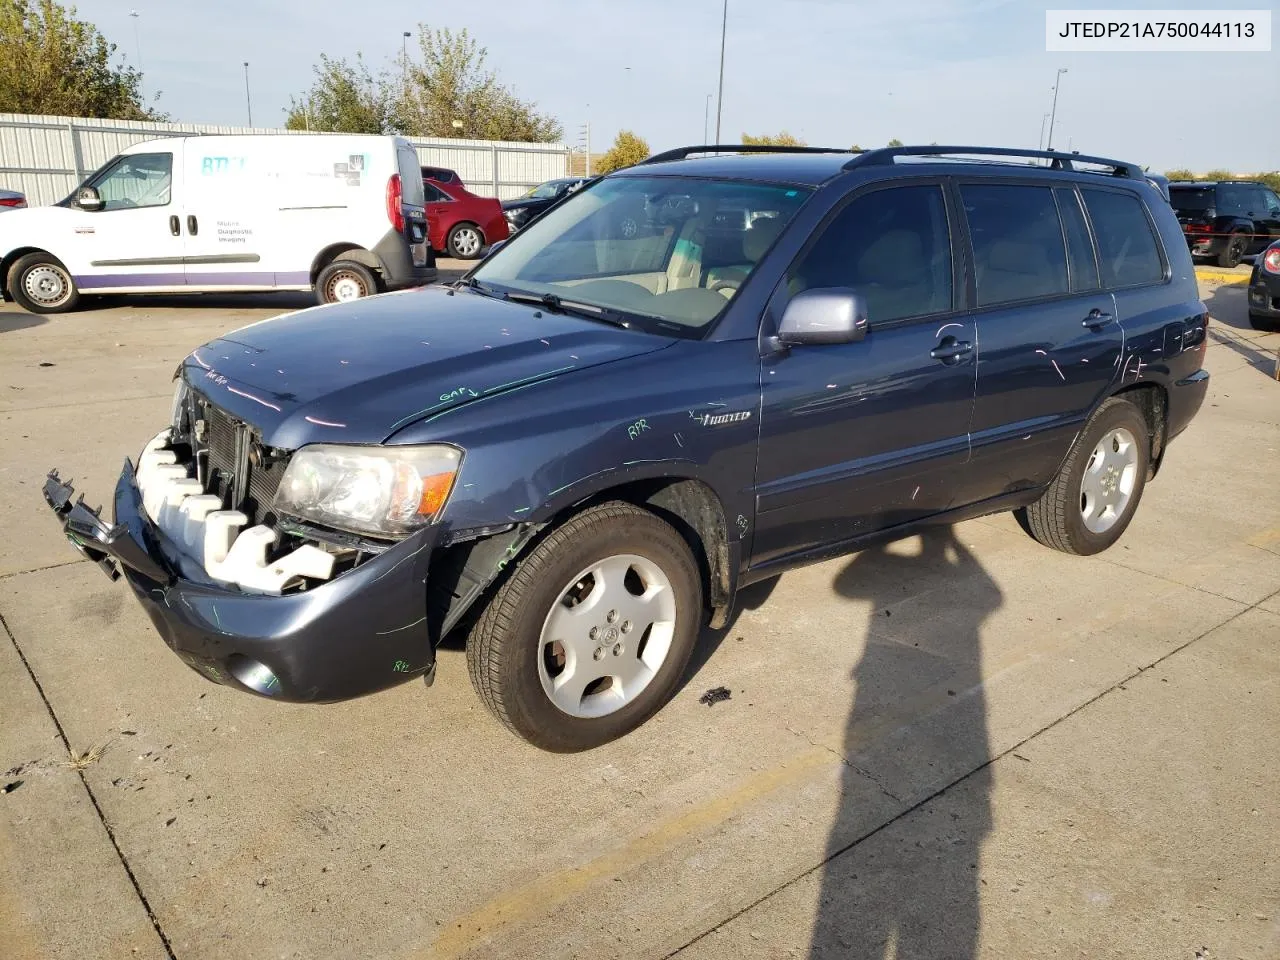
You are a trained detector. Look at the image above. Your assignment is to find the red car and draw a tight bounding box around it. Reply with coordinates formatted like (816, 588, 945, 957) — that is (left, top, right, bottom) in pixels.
(422, 169, 509, 260)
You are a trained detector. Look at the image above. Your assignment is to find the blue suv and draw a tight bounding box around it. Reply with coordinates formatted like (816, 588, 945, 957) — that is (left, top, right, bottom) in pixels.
(45, 145, 1210, 751)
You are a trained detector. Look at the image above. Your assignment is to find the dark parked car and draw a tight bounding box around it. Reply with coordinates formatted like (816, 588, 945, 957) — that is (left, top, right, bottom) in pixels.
(502, 177, 589, 231)
(423, 175, 509, 260)
(1247, 239, 1280, 329)
(45, 144, 1209, 752)
(1168, 179, 1280, 267)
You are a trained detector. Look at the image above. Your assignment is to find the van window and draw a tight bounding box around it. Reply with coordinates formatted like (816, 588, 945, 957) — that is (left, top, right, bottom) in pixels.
(92, 153, 172, 210)
(397, 147, 425, 206)
(1081, 189, 1164, 288)
(788, 184, 952, 323)
(960, 184, 1068, 306)
(1054, 188, 1100, 292)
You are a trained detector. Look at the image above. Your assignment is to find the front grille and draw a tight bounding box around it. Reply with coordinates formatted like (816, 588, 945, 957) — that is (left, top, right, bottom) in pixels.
(188, 392, 289, 527)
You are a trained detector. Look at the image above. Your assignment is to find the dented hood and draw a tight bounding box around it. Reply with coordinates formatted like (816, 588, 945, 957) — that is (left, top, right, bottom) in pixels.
(181, 286, 674, 448)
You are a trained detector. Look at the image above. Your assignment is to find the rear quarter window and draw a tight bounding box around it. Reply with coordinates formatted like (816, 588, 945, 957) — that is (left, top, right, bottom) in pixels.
(1081, 189, 1164, 288)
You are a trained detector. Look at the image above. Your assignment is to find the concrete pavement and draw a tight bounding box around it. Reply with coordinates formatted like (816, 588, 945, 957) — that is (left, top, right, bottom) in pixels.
(1, 273, 1277, 959)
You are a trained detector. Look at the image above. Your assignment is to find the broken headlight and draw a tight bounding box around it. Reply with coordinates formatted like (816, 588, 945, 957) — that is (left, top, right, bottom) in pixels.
(273, 444, 462, 538)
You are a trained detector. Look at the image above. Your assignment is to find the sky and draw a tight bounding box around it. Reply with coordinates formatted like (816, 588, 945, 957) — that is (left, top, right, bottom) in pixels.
(73, 0, 1279, 173)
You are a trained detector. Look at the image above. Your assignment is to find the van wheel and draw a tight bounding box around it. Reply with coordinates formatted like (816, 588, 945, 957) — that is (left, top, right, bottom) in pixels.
(466, 502, 703, 752)
(1018, 397, 1150, 556)
(1217, 233, 1247, 268)
(1249, 311, 1277, 331)
(316, 260, 377, 305)
(446, 223, 484, 260)
(7, 253, 81, 314)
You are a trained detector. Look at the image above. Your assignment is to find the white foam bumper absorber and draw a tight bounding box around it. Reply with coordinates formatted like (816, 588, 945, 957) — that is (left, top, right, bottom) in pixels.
(133, 429, 335, 594)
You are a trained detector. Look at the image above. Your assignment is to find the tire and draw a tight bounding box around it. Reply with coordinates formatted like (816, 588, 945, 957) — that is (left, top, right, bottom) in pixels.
(315, 260, 377, 305)
(1018, 397, 1150, 556)
(466, 501, 703, 752)
(1249, 311, 1278, 331)
(7, 252, 81, 314)
(446, 222, 484, 260)
(1217, 233, 1247, 268)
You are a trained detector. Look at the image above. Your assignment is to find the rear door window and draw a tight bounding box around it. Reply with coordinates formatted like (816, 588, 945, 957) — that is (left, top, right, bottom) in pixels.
(1054, 187, 1099, 292)
(397, 147, 425, 206)
(960, 183, 1068, 306)
(788, 183, 952, 323)
(1216, 184, 1249, 217)
(1081, 189, 1165, 288)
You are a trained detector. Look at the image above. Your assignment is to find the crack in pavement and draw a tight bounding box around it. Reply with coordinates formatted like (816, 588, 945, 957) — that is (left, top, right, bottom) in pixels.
(784, 724, 903, 805)
(0, 558, 87, 581)
(1, 610, 177, 960)
(665, 586, 1279, 958)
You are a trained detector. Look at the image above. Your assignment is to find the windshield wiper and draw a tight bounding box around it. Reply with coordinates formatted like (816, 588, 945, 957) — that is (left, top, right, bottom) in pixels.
(456, 277, 505, 301)
(504, 291, 635, 329)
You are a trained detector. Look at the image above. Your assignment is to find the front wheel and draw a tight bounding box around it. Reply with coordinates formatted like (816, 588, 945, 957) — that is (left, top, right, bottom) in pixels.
(446, 223, 484, 260)
(316, 260, 377, 305)
(466, 502, 703, 751)
(1249, 311, 1278, 332)
(1018, 397, 1150, 556)
(7, 253, 81, 314)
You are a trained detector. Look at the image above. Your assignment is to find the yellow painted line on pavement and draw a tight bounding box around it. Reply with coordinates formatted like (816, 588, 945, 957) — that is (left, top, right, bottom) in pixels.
(420, 746, 834, 959)
(1196, 268, 1249, 285)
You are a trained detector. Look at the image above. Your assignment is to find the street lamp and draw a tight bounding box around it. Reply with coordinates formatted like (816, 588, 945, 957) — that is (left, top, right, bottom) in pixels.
(129, 10, 143, 100)
(1046, 67, 1067, 152)
(243, 61, 252, 128)
(714, 0, 727, 144)
(402, 31, 412, 97)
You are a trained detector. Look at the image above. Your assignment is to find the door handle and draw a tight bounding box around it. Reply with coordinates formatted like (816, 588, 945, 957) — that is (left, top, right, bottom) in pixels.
(187, 215, 198, 236)
(930, 338, 973, 363)
(1082, 309, 1114, 329)
(169, 215, 180, 237)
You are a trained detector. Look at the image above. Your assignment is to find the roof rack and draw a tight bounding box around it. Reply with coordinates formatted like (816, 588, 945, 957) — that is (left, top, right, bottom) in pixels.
(640, 144, 853, 165)
(844, 145, 1144, 180)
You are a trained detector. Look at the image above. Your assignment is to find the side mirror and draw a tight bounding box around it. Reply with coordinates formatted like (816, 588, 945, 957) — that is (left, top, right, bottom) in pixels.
(76, 186, 103, 211)
(777, 288, 869, 345)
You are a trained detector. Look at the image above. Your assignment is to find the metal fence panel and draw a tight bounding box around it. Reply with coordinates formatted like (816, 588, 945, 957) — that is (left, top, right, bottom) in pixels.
(0, 113, 569, 206)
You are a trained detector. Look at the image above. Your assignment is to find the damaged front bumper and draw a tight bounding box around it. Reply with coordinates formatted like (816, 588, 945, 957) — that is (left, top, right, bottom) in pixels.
(43, 461, 440, 702)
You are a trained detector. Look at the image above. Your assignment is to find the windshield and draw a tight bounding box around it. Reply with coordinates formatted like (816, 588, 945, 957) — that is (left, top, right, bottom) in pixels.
(473, 175, 811, 333)
(527, 180, 565, 199)
(1169, 186, 1213, 214)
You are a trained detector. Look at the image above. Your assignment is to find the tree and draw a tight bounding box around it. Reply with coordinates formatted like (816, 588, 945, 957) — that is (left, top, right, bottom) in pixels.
(1164, 168, 1195, 181)
(887, 138, 904, 147)
(1204, 169, 1234, 182)
(741, 131, 806, 147)
(596, 131, 649, 173)
(285, 53, 387, 134)
(0, 0, 164, 119)
(392, 26, 561, 142)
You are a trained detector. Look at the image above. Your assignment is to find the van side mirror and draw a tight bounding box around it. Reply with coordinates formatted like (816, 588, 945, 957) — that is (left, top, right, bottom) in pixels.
(75, 186, 103, 211)
(777, 288, 869, 345)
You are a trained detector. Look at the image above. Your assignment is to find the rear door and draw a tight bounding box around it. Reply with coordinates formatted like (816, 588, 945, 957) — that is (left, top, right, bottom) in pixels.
(958, 181, 1122, 505)
(395, 143, 429, 268)
(63, 146, 184, 290)
(752, 180, 976, 565)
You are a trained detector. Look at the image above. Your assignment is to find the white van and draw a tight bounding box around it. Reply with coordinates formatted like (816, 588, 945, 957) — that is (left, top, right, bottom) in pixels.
(0, 133, 434, 314)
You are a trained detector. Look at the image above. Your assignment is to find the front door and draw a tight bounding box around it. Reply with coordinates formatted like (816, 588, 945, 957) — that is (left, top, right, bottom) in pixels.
(65, 147, 183, 291)
(752, 181, 977, 567)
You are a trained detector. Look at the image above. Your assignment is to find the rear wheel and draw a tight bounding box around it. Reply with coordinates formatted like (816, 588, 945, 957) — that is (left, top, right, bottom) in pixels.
(446, 223, 484, 260)
(7, 253, 81, 314)
(1217, 233, 1247, 268)
(1018, 397, 1150, 556)
(1249, 311, 1278, 331)
(466, 502, 703, 751)
(316, 260, 377, 305)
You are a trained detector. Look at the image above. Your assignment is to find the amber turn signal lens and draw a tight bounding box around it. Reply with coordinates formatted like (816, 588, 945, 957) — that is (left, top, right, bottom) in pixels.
(419, 471, 457, 516)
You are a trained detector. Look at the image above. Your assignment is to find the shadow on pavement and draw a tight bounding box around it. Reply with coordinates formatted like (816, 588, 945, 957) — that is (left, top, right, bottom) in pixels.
(0, 310, 47, 333)
(1204, 286, 1278, 377)
(684, 574, 780, 682)
(810, 528, 1002, 959)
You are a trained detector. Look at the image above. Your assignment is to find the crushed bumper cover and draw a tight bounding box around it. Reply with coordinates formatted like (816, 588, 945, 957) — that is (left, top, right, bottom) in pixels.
(43, 461, 439, 703)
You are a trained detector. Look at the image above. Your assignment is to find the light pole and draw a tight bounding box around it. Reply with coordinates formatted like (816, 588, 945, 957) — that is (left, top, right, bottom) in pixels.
(243, 61, 252, 128)
(1038, 112, 1049, 151)
(1045, 67, 1067, 151)
(402, 31, 411, 98)
(129, 10, 143, 100)
(714, 0, 727, 144)
(704, 93, 711, 143)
